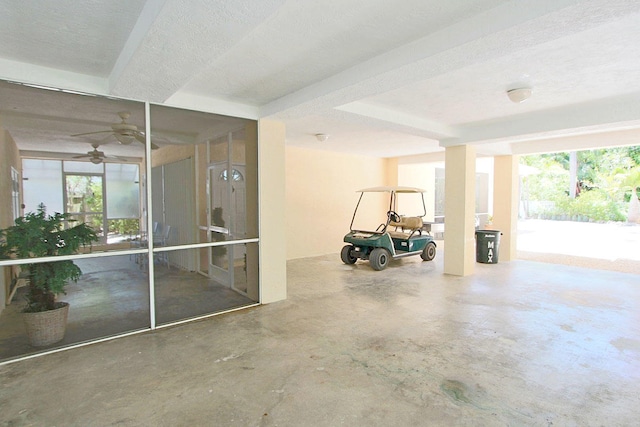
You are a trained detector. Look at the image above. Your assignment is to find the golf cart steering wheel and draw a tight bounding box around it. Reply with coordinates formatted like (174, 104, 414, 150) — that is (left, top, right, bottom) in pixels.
(387, 210, 400, 223)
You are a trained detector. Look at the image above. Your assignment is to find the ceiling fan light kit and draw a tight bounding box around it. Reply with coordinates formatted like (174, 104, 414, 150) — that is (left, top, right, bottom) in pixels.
(114, 133, 135, 145)
(72, 142, 130, 164)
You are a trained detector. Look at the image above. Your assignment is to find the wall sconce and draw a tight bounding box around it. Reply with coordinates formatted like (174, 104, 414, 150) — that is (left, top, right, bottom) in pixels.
(507, 87, 532, 103)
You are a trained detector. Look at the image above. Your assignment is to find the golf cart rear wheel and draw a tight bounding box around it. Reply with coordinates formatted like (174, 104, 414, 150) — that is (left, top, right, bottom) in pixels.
(421, 241, 436, 261)
(341, 245, 357, 264)
(370, 248, 390, 271)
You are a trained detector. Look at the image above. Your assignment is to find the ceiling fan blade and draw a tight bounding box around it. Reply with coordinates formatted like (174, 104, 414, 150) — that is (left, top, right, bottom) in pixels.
(71, 130, 113, 137)
(134, 133, 160, 149)
(72, 154, 90, 159)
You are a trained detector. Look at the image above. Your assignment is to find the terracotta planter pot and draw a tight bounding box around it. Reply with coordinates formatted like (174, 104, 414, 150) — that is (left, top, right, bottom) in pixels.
(23, 302, 69, 347)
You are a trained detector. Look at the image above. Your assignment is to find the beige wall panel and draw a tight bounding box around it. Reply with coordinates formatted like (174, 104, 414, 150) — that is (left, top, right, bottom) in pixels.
(258, 120, 287, 303)
(285, 146, 389, 260)
(151, 144, 195, 168)
(398, 163, 436, 222)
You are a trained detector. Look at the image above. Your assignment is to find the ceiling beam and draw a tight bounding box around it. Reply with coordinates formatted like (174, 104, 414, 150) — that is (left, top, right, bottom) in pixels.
(0, 58, 107, 95)
(441, 93, 640, 147)
(261, 0, 606, 119)
(108, 0, 169, 95)
(335, 101, 457, 140)
(109, 0, 286, 103)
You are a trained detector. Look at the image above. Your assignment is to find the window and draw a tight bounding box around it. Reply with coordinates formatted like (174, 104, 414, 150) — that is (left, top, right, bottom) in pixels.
(219, 168, 244, 182)
(10, 167, 20, 221)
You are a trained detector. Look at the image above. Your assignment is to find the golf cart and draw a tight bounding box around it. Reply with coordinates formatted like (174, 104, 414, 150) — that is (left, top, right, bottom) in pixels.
(341, 186, 436, 270)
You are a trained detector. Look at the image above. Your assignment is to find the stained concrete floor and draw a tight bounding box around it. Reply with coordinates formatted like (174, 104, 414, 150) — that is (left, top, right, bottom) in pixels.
(0, 255, 255, 361)
(1, 252, 639, 426)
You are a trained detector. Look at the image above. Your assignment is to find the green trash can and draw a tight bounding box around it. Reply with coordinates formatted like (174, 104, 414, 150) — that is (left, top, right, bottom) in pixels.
(475, 230, 501, 264)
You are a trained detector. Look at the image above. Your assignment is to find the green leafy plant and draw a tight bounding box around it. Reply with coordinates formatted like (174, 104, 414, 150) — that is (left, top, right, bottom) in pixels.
(0, 203, 98, 312)
(521, 147, 640, 222)
(108, 218, 140, 236)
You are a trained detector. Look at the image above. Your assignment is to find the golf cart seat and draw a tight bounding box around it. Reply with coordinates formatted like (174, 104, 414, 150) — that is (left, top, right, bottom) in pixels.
(388, 216, 423, 239)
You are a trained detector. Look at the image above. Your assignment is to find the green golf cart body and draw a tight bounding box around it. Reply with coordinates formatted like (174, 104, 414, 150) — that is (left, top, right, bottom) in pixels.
(341, 186, 436, 270)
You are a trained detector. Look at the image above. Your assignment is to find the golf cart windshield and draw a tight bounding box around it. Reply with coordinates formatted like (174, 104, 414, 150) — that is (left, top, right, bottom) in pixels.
(349, 186, 427, 233)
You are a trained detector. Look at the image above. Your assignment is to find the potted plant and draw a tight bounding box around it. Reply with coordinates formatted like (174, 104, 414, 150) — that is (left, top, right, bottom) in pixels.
(0, 203, 98, 346)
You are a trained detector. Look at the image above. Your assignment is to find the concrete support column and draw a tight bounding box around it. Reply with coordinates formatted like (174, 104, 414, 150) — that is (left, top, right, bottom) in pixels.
(492, 155, 519, 262)
(257, 119, 287, 303)
(444, 145, 476, 276)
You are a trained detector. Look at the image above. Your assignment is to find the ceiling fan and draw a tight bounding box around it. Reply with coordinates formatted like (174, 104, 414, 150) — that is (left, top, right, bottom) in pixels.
(72, 143, 128, 164)
(72, 111, 159, 149)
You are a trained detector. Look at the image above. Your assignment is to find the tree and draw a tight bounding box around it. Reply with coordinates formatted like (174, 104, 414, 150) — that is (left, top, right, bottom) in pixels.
(521, 146, 639, 222)
(623, 167, 640, 223)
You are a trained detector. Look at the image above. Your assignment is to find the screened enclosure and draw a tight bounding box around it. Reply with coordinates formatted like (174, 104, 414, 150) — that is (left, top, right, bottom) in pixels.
(0, 80, 260, 362)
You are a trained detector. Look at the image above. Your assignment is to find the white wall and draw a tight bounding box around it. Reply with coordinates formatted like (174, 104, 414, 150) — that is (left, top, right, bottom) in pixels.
(286, 147, 391, 260)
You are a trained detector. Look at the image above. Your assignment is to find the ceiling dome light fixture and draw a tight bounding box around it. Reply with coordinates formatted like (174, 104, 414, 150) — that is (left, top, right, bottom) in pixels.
(507, 87, 532, 103)
(315, 133, 329, 142)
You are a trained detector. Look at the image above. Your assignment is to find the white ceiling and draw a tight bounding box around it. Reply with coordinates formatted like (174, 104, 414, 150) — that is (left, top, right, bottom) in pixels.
(1, 0, 639, 158)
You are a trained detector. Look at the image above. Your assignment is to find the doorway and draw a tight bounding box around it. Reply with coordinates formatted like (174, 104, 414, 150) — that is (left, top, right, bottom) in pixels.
(207, 163, 247, 294)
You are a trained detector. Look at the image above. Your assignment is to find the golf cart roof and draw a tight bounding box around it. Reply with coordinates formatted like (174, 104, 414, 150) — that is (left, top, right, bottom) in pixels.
(357, 186, 426, 193)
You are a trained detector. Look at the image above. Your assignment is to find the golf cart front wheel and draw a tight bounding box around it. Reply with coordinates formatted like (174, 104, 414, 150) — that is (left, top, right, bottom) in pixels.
(421, 242, 436, 261)
(370, 248, 390, 271)
(341, 245, 358, 264)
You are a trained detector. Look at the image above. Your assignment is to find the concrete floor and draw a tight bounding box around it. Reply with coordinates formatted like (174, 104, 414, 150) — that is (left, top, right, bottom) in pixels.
(518, 219, 640, 274)
(0, 255, 255, 361)
(1, 252, 639, 426)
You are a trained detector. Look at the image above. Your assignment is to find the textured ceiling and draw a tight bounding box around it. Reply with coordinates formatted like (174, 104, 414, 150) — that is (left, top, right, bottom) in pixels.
(1, 0, 639, 158)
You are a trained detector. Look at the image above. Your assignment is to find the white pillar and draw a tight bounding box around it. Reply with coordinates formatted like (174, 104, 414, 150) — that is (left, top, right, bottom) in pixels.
(493, 155, 519, 262)
(444, 145, 476, 276)
(257, 119, 287, 303)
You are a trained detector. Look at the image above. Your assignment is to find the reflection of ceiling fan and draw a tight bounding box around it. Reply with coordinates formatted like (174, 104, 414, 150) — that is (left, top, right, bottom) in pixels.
(72, 143, 127, 164)
(72, 111, 159, 149)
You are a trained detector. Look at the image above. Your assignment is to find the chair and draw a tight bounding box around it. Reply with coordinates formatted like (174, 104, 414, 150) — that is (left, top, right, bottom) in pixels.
(7, 266, 30, 305)
(153, 225, 171, 269)
(131, 222, 161, 267)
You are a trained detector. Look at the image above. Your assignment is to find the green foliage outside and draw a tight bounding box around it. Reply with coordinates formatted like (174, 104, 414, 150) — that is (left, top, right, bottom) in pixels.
(108, 219, 140, 236)
(521, 146, 640, 222)
(66, 174, 141, 238)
